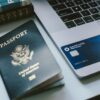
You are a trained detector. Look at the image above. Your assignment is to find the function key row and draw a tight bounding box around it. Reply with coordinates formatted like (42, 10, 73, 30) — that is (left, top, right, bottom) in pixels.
(57, 7, 100, 17)
(49, 0, 100, 6)
(52, 2, 100, 14)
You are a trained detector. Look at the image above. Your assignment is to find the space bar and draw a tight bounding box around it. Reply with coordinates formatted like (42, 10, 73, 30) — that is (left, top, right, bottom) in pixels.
(61, 13, 82, 22)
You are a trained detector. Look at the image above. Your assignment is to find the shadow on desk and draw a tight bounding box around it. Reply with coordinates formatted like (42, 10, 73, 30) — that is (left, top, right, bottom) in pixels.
(21, 86, 64, 100)
(81, 72, 100, 85)
(88, 95, 100, 100)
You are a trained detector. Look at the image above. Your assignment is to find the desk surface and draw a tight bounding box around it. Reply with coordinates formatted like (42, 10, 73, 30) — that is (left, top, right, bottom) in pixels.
(0, 17, 100, 100)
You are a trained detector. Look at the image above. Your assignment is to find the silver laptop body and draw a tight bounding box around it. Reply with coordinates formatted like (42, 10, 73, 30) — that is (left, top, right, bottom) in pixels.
(32, 0, 100, 78)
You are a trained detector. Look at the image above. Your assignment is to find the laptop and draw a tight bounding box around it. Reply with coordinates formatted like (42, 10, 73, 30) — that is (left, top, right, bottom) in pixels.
(32, 0, 100, 78)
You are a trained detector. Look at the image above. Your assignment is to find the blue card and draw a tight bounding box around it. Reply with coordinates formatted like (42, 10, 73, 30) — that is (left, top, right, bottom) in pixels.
(61, 35, 100, 69)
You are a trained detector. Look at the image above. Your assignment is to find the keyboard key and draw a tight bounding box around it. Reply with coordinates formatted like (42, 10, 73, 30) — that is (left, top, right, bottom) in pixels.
(92, 14, 100, 20)
(74, 0, 83, 5)
(89, 8, 99, 14)
(72, 6, 82, 12)
(49, 0, 58, 5)
(61, 12, 82, 22)
(97, 7, 100, 10)
(81, 10, 90, 16)
(66, 1, 75, 7)
(58, 8, 73, 16)
(83, 16, 94, 23)
(83, 0, 92, 3)
(57, 0, 66, 3)
(65, 21, 76, 28)
(81, 4, 90, 9)
(53, 4, 66, 11)
(97, 1, 100, 5)
(74, 18, 85, 25)
(89, 2, 98, 7)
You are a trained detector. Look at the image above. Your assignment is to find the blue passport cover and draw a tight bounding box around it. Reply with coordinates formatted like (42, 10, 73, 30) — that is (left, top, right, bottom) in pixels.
(0, 20, 61, 100)
(61, 35, 100, 69)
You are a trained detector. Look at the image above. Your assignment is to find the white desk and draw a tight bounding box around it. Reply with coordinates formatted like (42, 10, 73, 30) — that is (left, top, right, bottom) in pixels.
(0, 17, 100, 100)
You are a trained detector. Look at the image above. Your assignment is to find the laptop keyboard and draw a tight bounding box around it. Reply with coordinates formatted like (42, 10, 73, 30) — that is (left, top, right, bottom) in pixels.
(48, 0, 100, 28)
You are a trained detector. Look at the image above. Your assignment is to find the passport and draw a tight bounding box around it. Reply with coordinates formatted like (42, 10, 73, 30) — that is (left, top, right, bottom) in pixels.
(0, 20, 62, 100)
(61, 35, 100, 69)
